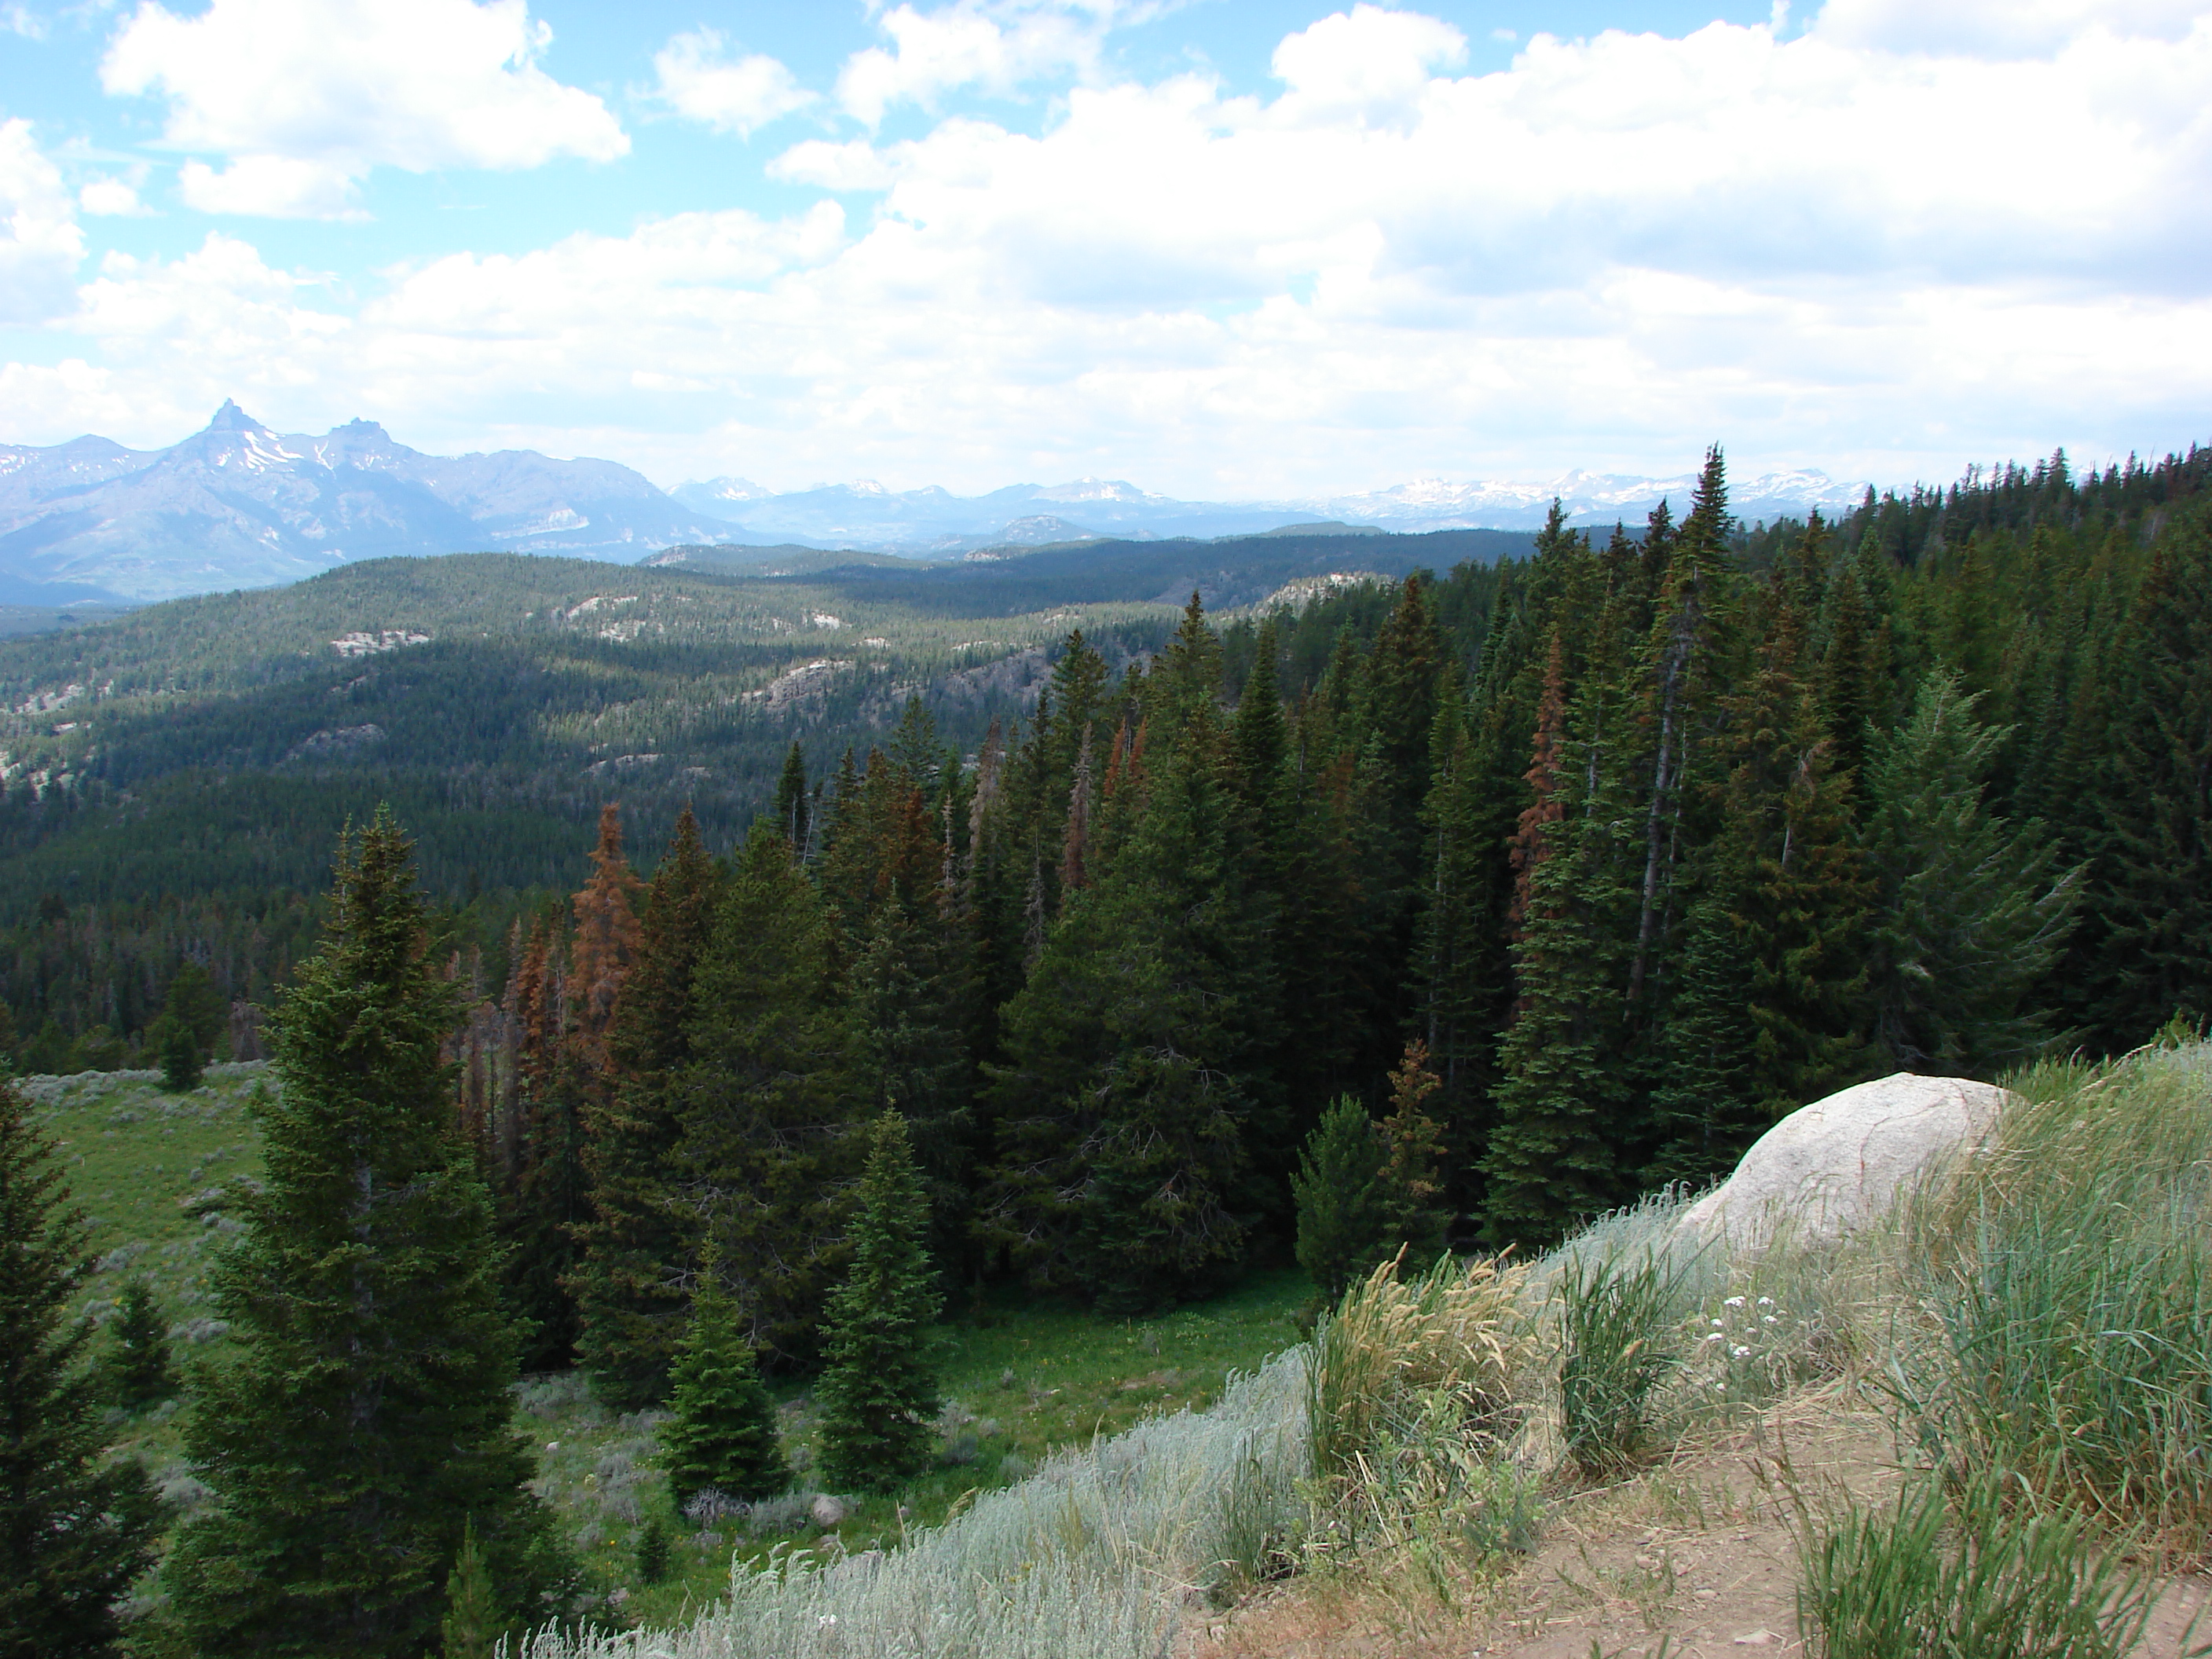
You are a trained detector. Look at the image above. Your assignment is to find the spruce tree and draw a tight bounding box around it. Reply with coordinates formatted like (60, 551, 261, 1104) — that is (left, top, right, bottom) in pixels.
(1481, 678, 1641, 1250)
(1863, 673, 2081, 1074)
(0, 1077, 160, 1659)
(773, 740, 811, 851)
(573, 807, 720, 1409)
(105, 1276, 174, 1410)
(1648, 602, 1874, 1183)
(657, 1258, 787, 1506)
(157, 1013, 204, 1091)
(815, 1113, 942, 1493)
(984, 721, 1262, 1313)
(161, 810, 569, 1657)
(2091, 511, 2212, 1043)
(439, 1519, 494, 1659)
(676, 827, 865, 1361)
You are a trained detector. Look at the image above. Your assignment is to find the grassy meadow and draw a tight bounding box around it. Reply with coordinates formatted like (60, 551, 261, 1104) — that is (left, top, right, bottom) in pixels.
(24, 1061, 1313, 1632)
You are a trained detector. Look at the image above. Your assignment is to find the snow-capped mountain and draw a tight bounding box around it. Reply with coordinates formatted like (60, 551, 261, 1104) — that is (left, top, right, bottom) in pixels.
(1311, 469, 1867, 533)
(0, 403, 744, 601)
(672, 467, 1868, 554)
(671, 474, 1316, 551)
(0, 401, 1873, 602)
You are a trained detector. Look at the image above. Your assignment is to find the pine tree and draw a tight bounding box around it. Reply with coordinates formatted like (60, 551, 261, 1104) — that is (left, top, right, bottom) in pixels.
(2090, 510, 2212, 1043)
(157, 1012, 204, 1091)
(1648, 601, 1875, 1184)
(815, 1113, 942, 1493)
(164, 960, 228, 1058)
(773, 741, 811, 851)
(1863, 672, 2081, 1074)
(983, 712, 1262, 1313)
(1291, 1097, 1387, 1305)
(573, 808, 720, 1409)
(676, 827, 865, 1361)
(105, 1276, 174, 1410)
(162, 810, 569, 1657)
(657, 1257, 787, 1505)
(0, 1077, 159, 1659)
(1482, 677, 1642, 1250)
(505, 806, 640, 1373)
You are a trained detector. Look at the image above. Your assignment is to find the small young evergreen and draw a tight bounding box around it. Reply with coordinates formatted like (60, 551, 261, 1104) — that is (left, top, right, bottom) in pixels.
(1291, 1096, 1387, 1304)
(815, 1112, 943, 1492)
(440, 1518, 495, 1659)
(634, 1515, 672, 1586)
(657, 1259, 788, 1505)
(0, 1076, 161, 1659)
(1375, 1040, 1450, 1261)
(105, 1276, 175, 1410)
(156, 1013, 204, 1092)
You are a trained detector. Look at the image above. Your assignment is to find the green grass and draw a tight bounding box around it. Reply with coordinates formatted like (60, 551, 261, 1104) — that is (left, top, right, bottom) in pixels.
(1901, 1043, 2212, 1548)
(24, 1061, 269, 1333)
(584, 1270, 1313, 1628)
(25, 1062, 1313, 1635)
(1793, 1470, 2163, 1659)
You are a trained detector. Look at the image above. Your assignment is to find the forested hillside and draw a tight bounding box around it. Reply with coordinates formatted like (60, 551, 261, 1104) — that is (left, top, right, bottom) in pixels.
(0, 529, 1522, 1071)
(398, 441, 2212, 1390)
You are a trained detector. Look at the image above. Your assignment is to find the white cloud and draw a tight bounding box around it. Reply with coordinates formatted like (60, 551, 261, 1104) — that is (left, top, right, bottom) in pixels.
(1813, 0, 2203, 55)
(0, 119, 85, 324)
(101, 0, 628, 218)
(178, 156, 363, 220)
(768, 139, 901, 192)
(3, 5, 46, 39)
(837, 1, 1114, 126)
(19, 3, 2212, 495)
(78, 174, 150, 217)
(651, 28, 815, 137)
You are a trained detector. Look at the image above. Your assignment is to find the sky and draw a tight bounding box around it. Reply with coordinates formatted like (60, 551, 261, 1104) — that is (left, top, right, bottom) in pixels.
(0, 0, 2207, 499)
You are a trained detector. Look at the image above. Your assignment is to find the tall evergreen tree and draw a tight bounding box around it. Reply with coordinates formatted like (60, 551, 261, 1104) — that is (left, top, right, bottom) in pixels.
(162, 811, 569, 1657)
(574, 807, 720, 1409)
(1481, 675, 1643, 1250)
(984, 668, 1266, 1313)
(773, 742, 811, 853)
(815, 1113, 942, 1493)
(1647, 603, 1873, 1183)
(0, 1077, 159, 1659)
(1863, 672, 2081, 1074)
(676, 828, 865, 1362)
(2089, 510, 2212, 1042)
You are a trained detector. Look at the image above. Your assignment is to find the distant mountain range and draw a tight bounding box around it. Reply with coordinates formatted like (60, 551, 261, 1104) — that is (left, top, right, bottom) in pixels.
(671, 467, 1867, 554)
(0, 403, 739, 603)
(0, 403, 1870, 602)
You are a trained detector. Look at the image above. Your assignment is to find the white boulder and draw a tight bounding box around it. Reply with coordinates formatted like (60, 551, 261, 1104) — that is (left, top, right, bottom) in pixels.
(1675, 1072, 2014, 1249)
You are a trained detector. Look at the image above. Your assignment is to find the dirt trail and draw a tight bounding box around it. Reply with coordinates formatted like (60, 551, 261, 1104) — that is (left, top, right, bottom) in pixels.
(1191, 1401, 2212, 1659)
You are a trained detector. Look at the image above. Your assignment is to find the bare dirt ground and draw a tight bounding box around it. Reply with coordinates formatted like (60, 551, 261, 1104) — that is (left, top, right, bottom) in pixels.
(1187, 1395, 2212, 1659)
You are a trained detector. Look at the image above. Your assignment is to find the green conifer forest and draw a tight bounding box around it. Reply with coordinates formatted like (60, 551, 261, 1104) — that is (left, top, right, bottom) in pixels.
(2, 440, 2208, 1650)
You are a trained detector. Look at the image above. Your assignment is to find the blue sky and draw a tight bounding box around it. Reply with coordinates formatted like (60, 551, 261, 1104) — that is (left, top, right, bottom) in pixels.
(0, 0, 2206, 497)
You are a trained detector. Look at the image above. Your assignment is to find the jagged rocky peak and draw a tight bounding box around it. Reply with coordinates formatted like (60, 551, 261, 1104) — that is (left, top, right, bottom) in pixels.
(205, 399, 267, 434)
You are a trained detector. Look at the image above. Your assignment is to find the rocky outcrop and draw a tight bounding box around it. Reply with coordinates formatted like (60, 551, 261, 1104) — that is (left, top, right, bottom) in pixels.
(1676, 1072, 2015, 1249)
